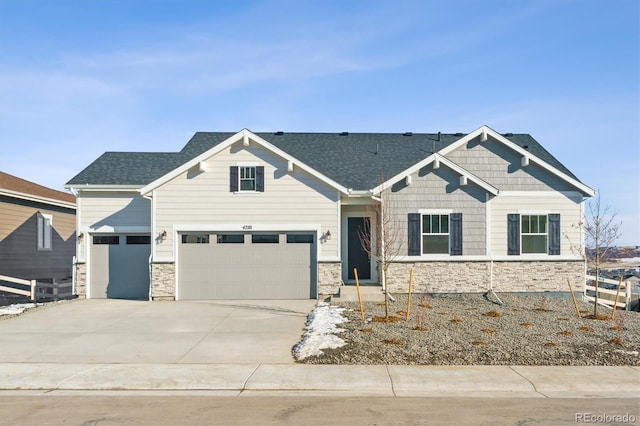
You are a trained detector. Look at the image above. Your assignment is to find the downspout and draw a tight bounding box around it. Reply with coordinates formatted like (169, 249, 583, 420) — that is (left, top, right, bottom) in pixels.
(69, 188, 79, 296)
(142, 191, 154, 301)
(487, 254, 503, 305)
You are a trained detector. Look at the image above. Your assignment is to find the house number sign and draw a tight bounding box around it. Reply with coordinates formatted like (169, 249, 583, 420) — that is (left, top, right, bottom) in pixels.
(242, 225, 252, 230)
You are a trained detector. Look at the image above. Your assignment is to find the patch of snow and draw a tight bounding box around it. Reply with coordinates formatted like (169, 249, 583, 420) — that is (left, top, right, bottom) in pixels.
(0, 302, 37, 316)
(618, 257, 640, 264)
(293, 302, 349, 360)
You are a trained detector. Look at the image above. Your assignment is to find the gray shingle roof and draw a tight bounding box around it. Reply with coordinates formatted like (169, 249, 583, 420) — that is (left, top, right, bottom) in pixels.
(66, 131, 579, 189)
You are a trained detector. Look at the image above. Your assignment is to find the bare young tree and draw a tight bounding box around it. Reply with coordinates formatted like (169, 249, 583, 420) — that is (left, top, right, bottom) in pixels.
(359, 185, 403, 319)
(584, 191, 622, 316)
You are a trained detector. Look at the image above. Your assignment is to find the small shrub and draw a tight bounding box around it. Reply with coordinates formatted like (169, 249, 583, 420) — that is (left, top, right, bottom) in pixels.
(609, 326, 625, 332)
(472, 341, 488, 346)
(557, 331, 572, 337)
(585, 314, 609, 320)
(413, 326, 427, 332)
(481, 328, 496, 334)
(418, 303, 432, 309)
(557, 317, 570, 321)
(383, 338, 403, 346)
(450, 317, 463, 323)
(544, 342, 558, 347)
(520, 322, 534, 327)
(484, 310, 503, 317)
(578, 326, 593, 332)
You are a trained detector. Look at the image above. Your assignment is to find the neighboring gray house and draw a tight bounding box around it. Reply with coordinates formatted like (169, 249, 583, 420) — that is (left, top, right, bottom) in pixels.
(65, 125, 594, 300)
(0, 172, 76, 282)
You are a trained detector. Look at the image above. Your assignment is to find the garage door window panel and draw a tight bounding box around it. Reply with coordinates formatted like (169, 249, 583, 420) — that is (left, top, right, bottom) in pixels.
(182, 234, 210, 244)
(252, 234, 279, 243)
(287, 234, 314, 244)
(217, 234, 245, 244)
(126, 235, 151, 244)
(93, 235, 120, 245)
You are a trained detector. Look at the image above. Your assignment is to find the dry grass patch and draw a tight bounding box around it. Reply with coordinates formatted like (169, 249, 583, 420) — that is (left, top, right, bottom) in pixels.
(436, 312, 448, 315)
(534, 308, 551, 313)
(609, 337, 625, 346)
(360, 327, 372, 333)
(481, 328, 496, 334)
(472, 341, 488, 346)
(577, 326, 594, 332)
(418, 303, 432, 309)
(544, 342, 558, 347)
(558, 331, 573, 337)
(413, 326, 427, 332)
(484, 310, 503, 318)
(383, 338, 403, 346)
(557, 317, 570, 321)
(520, 322, 534, 327)
(609, 326, 625, 332)
(586, 314, 610, 320)
(450, 317, 463, 323)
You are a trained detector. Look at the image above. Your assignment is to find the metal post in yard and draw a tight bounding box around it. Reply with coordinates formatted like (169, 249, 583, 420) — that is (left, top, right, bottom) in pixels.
(30, 280, 36, 302)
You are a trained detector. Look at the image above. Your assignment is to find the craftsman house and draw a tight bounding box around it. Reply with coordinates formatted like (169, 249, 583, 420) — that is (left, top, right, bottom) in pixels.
(65, 125, 593, 300)
(0, 172, 76, 282)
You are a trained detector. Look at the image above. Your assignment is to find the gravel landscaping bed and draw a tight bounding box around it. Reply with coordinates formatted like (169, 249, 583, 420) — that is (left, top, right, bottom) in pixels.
(299, 294, 640, 366)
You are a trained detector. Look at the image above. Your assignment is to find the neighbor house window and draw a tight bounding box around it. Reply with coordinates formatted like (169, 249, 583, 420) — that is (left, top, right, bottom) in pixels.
(521, 215, 547, 254)
(37, 213, 52, 250)
(507, 213, 560, 255)
(422, 214, 449, 254)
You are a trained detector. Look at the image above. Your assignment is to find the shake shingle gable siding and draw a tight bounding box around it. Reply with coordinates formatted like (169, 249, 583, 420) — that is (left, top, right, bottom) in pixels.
(67, 132, 578, 189)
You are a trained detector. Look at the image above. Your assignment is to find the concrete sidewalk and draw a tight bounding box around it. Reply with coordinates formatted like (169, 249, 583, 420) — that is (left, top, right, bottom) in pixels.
(1, 363, 638, 398)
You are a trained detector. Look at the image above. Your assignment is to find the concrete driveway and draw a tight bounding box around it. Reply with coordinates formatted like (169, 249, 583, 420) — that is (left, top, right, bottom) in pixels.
(0, 299, 316, 364)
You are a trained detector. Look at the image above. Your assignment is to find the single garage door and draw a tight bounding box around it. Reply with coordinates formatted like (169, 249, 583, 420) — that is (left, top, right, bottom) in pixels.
(178, 232, 316, 299)
(90, 234, 151, 299)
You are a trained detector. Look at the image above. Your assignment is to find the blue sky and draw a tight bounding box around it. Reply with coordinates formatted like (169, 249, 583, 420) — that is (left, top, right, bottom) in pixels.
(1, 0, 638, 245)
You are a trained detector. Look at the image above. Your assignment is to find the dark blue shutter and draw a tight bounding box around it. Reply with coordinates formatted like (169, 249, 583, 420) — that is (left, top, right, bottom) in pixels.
(229, 166, 238, 192)
(256, 166, 264, 192)
(548, 214, 560, 255)
(450, 213, 463, 255)
(507, 214, 520, 255)
(408, 213, 421, 256)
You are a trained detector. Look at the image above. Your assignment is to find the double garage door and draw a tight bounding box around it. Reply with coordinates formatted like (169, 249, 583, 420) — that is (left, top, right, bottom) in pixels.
(178, 232, 316, 299)
(90, 234, 151, 299)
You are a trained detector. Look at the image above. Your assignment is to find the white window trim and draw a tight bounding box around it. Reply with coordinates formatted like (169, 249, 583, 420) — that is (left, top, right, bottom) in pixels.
(37, 213, 53, 251)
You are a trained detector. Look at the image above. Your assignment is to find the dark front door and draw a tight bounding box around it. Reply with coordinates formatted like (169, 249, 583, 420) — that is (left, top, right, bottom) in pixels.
(347, 217, 371, 280)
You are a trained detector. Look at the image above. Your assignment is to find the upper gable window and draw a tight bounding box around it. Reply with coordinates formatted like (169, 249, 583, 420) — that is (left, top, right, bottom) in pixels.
(240, 166, 256, 191)
(37, 213, 52, 250)
(230, 166, 264, 192)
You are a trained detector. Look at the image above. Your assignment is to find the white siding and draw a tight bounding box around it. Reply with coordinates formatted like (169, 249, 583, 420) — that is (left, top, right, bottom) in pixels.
(388, 163, 487, 256)
(79, 191, 150, 230)
(445, 137, 577, 191)
(154, 143, 340, 260)
(489, 192, 584, 256)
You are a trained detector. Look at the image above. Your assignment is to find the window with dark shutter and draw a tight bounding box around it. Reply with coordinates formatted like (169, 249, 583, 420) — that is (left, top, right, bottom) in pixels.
(256, 166, 264, 192)
(408, 213, 421, 256)
(450, 213, 463, 255)
(229, 166, 239, 192)
(548, 214, 561, 255)
(507, 214, 520, 255)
